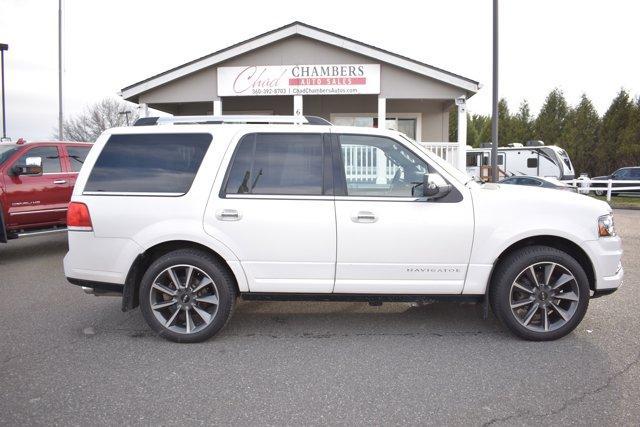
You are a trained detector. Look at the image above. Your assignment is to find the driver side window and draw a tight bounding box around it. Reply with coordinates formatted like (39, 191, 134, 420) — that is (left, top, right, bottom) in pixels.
(338, 134, 438, 197)
(14, 146, 62, 174)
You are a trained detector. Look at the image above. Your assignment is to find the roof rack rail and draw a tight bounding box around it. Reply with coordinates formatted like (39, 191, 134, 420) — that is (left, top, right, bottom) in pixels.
(133, 115, 332, 127)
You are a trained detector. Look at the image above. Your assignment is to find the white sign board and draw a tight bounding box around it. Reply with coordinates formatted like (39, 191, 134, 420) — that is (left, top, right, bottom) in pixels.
(217, 64, 380, 97)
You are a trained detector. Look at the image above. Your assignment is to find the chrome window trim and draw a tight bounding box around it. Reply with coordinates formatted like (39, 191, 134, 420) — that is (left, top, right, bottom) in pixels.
(225, 194, 334, 201)
(334, 196, 423, 202)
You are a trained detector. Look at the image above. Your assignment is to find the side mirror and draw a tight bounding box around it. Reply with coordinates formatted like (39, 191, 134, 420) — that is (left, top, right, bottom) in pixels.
(421, 173, 452, 199)
(12, 157, 43, 176)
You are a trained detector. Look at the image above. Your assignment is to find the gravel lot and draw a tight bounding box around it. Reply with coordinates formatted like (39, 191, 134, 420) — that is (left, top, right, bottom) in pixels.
(1, 210, 639, 426)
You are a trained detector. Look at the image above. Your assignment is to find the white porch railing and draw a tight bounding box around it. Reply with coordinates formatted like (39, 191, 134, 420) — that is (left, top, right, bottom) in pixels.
(341, 145, 399, 182)
(419, 142, 460, 169)
(563, 178, 640, 201)
(342, 142, 459, 183)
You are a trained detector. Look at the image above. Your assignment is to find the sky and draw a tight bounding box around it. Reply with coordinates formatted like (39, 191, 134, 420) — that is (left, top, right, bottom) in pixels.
(0, 0, 639, 140)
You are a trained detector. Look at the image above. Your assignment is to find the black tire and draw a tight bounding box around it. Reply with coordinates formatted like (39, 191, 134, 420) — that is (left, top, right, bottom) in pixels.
(489, 245, 590, 341)
(139, 249, 236, 343)
(594, 189, 605, 197)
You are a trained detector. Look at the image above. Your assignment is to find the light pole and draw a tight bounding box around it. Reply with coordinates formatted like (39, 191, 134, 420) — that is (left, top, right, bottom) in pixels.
(0, 43, 8, 139)
(490, 0, 499, 182)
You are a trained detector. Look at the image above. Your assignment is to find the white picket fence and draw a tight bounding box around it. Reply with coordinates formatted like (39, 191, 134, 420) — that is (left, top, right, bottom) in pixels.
(342, 142, 459, 182)
(563, 178, 640, 201)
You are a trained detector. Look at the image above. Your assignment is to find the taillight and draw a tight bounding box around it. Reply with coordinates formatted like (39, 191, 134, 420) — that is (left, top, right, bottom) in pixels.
(67, 202, 93, 231)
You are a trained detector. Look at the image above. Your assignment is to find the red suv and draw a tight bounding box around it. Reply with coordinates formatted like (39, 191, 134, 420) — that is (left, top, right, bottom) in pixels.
(0, 140, 92, 242)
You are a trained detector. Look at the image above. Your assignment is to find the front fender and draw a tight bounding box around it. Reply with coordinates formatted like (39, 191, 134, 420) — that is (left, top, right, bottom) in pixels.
(469, 185, 603, 266)
(471, 226, 590, 266)
(463, 185, 607, 294)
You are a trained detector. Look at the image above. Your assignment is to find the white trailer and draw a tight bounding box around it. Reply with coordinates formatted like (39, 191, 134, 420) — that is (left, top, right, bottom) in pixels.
(466, 142, 575, 181)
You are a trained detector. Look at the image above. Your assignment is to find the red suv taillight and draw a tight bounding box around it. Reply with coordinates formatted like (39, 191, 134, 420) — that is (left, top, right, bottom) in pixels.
(67, 202, 93, 231)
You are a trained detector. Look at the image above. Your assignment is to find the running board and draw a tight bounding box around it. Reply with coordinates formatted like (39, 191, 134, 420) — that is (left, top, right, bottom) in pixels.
(241, 292, 484, 303)
(16, 227, 67, 238)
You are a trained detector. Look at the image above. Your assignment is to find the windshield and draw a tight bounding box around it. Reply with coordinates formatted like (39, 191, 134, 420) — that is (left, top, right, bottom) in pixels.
(0, 145, 19, 166)
(398, 134, 472, 184)
(556, 148, 574, 172)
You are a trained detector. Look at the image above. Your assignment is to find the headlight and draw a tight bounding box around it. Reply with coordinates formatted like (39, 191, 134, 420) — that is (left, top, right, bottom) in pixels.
(598, 214, 616, 237)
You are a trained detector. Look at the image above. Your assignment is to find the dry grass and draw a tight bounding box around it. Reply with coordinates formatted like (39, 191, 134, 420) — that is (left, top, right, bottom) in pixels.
(590, 194, 640, 209)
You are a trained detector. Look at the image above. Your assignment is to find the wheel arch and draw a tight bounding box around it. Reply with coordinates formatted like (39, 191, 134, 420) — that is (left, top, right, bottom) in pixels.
(121, 240, 245, 312)
(486, 235, 596, 295)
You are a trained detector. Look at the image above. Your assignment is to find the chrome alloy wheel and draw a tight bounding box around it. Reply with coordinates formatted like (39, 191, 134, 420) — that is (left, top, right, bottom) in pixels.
(149, 264, 219, 334)
(509, 262, 580, 333)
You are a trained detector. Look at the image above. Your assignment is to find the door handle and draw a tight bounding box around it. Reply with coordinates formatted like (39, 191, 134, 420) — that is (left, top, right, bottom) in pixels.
(53, 179, 67, 184)
(216, 209, 241, 221)
(352, 211, 377, 223)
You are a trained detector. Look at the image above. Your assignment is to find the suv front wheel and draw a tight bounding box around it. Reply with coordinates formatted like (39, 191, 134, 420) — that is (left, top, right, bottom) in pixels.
(490, 245, 590, 341)
(139, 249, 236, 343)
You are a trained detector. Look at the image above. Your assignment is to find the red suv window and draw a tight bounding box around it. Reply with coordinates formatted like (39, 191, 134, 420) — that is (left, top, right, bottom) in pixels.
(14, 146, 62, 173)
(66, 146, 92, 172)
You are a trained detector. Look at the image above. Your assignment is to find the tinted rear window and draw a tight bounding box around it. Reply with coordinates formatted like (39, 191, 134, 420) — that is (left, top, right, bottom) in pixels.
(85, 133, 212, 194)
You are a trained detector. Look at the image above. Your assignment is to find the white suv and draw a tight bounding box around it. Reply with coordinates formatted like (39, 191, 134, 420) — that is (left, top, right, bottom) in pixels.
(64, 115, 623, 342)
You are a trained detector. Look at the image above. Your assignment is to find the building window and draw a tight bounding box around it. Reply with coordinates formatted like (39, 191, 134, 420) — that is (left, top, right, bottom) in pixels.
(332, 115, 418, 140)
(466, 153, 479, 167)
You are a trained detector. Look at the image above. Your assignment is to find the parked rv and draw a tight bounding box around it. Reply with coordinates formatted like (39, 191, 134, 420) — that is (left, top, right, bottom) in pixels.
(466, 141, 575, 181)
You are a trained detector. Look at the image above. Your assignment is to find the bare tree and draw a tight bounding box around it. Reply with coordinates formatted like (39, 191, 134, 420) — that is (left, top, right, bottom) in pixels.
(54, 98, 140, 142)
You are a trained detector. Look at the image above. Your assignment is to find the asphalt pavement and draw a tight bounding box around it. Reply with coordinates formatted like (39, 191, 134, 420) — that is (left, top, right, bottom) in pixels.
(1, 210, 639, 426)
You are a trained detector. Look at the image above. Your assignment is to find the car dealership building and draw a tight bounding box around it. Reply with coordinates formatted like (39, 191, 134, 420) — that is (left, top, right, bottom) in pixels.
(120, 22, 479, 170)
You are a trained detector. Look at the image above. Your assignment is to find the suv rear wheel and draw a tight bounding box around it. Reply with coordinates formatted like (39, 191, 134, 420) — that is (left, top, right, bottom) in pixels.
(139, 249, 236, 343)
(490, 245, 590, 341)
